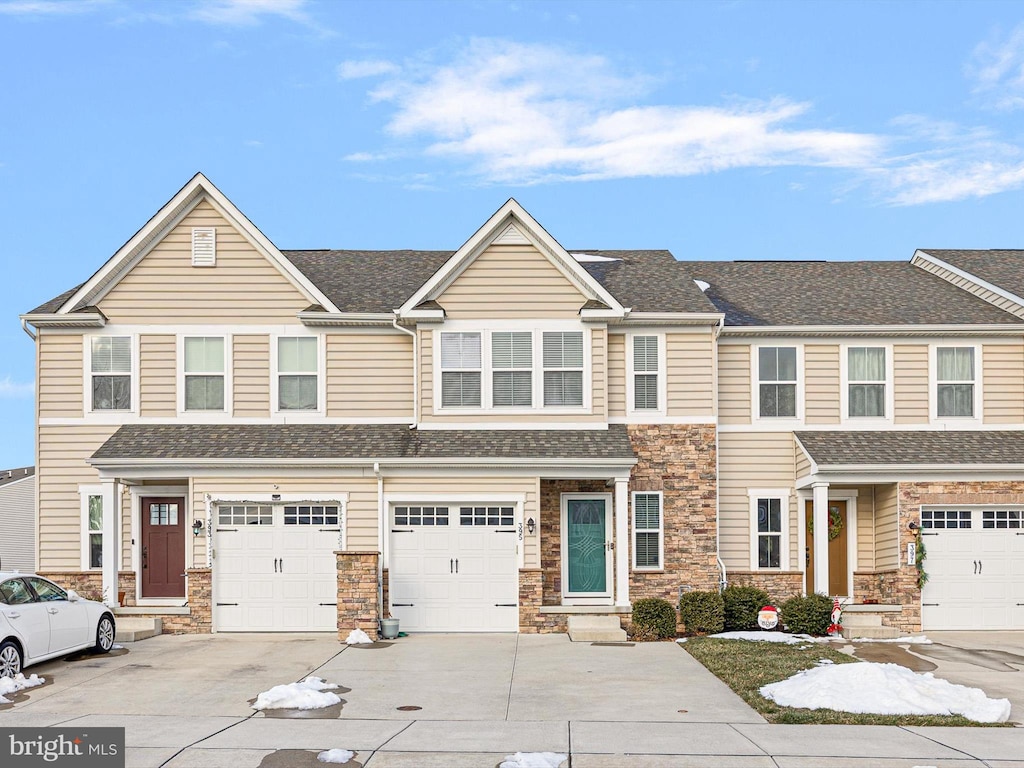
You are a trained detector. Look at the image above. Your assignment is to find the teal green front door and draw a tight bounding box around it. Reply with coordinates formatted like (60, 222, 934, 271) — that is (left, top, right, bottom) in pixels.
(565, 497, 610, 597)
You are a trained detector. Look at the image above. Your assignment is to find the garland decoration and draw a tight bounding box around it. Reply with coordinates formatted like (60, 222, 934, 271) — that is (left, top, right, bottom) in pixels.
(807, 506, 844, 541)
(915, 528, 929, 589)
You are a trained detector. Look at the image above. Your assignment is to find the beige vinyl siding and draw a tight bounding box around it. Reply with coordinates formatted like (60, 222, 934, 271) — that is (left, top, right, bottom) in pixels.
(607, 333, 626, 417)
(718, 344, 751, 425)
(383, 476, 540, 567)
(38, 333, 83, 418)
(912, 256, 1024, 319)
(438, 244, 587, 319)
(139, 334, 176, 417)
(232, 335, 270, 417)
(983, 344, 1024, 424)
(874, 483, 899, 570)
(419, 328, 434, 418)
(894, 344, 929, 424)
(327, 333, 413, 419)
(666, 331, 715, 416)
(719, 432, 796, 570)
(591, 327, 607, 419)
(804, 345, 840, 424)
(795, 441, 811, 479)
(36, 425, 118, 570)
(0, 476, 36, 571)
(98, 199, 309, 324)
(844, 485, 875, 570)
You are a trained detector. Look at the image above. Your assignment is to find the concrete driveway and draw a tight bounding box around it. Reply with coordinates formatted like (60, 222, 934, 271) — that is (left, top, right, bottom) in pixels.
(2, 632, 1024, 768)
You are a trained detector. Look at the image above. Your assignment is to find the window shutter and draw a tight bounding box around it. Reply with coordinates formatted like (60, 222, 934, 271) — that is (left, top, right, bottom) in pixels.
(191, 227, 216, 267)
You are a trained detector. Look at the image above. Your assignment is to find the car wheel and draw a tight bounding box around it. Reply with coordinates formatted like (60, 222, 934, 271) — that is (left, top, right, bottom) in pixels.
(0, 639, 23, 678)
(94, 614, 115, 654)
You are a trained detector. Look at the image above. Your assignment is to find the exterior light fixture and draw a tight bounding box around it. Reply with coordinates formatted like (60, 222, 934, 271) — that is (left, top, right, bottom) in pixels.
(192, 519, 204, 537)
(908, 521, 919, 531)
(527, 517, 536, 535)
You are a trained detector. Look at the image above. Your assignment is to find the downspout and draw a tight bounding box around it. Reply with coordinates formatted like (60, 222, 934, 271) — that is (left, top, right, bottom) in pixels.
(392, 312, 418, 427)
(713, 315, 727, 590)
(21, 318, 36, 341)
(374, 461, 384, 635)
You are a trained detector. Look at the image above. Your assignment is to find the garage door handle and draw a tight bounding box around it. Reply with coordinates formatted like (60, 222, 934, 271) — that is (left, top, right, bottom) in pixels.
(280, 558, 284, 573)
(274, 558, 279, 573)
(450, 558, 454, 573)
(974, 560, 978, 574)
(392, 603, 414, 607)
(455, 558, 458, 573)
(978, 560, 982, 574)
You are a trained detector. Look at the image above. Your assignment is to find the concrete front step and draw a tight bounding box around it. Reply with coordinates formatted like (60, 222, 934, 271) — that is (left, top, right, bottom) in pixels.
(842, 624, 906, 640)
(567, 615, 627, 642)
(841, 613, 884, 628)
(114, 616, 162, 642)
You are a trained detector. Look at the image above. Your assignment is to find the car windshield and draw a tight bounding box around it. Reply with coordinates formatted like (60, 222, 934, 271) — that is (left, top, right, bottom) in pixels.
(0, 578, 34, 605)
(25, 577, 68, 602)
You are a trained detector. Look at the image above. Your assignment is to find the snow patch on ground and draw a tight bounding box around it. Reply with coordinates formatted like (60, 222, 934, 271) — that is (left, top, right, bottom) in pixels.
(317, 749, 354, 764)
(709, 631, 817, 644)
(675, 638, 688, 643)
(849, 635, 932, 644)
(252, 677, 341, 711)
(0, 674, 45, 704)
(760, 661, 1011, 723)
(499, 753, 567, 768)
(345, 629, 373, 645)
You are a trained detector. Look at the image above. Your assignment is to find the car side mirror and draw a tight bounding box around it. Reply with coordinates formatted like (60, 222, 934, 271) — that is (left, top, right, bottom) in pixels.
(66, 589, 81, 602)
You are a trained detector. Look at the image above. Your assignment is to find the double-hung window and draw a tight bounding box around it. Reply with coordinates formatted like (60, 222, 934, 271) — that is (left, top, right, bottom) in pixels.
(441, 332, 482, 407)
(632, 492, 663, 570)
(752, 496, 784, 569)
(936, 347, 975, 418)
(184, 337, 225, 411)
(542, 331, 584, 407)
(277, 337, 318, 411)
(848, 347, 886, 418)
(632, 335, 660, 410)
(757, 346, 797, 418)
(90, 336, 132, 411)
(492, 332, 532, 407)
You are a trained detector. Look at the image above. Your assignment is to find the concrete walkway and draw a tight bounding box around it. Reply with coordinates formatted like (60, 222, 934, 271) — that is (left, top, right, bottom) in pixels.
(2, 633, 1022, 768)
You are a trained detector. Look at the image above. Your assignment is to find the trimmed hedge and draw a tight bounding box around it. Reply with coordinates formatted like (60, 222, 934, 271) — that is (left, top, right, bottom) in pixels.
(631, 598, 678, 640)
(678, 590, 725, 635)
(780, 593, 834, 636)
(722, 585, 772, 632)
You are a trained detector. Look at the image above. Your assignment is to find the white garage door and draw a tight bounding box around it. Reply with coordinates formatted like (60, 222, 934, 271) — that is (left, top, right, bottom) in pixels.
(214, 504, 341, 632)
(921, 508, 1024, 630)
(389, 504, 519, 632)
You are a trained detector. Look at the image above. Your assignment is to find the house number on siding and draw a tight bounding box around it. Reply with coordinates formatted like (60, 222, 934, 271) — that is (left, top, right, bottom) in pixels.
(518, 522, 523, 542)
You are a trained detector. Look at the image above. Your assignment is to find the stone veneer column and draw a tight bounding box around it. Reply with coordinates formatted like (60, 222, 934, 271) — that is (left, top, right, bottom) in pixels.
(336, 551, 380, 640)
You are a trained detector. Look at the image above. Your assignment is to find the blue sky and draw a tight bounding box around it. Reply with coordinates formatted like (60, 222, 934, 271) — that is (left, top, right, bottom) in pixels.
(2, 0, 1024, 467)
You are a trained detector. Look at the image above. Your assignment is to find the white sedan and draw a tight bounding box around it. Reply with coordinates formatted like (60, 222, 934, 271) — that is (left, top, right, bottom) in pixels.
(0, 572, 115, 677)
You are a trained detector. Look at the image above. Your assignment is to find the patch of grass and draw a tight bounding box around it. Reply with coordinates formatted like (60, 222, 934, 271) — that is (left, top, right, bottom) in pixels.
(682, 637, 1007, 726)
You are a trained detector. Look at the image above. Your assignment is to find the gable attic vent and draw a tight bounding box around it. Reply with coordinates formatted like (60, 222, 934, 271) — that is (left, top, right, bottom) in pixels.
(494, 223, 530, 245)
(191, 227, 217, 267)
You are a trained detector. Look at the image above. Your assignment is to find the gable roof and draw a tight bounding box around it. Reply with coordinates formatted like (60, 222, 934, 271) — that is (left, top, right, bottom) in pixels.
(0, 466, 34, 489)
(917, 249, 1024, 305)
(796, 431, 1024, 467)
(577, 251, 715, 313)
(684, 260, 1023, 326)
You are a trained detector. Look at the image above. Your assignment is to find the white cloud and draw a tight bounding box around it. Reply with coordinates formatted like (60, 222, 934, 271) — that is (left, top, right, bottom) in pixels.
(188, 0, 312, 26)
(0, 377, 34, 398)
(0, 0, 110, 15)
(966, 23, 1024, 110)
(337, 59, 399, 80)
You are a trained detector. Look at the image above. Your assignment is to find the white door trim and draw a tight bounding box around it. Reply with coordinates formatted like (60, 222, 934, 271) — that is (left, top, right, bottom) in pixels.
(130, 487, 188, 605)
(560, 493, 613, 605)
(796, 488, 858, 599)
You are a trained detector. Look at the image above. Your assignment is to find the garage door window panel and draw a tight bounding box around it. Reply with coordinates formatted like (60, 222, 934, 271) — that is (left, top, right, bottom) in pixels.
(921, 509, 972, 529)
(983, 510, 1022, 529)
(460, 506, 514, 526)
(218, 505, 272, 526)
(284, 505, 339, 526)
(394, 506, 449, 526)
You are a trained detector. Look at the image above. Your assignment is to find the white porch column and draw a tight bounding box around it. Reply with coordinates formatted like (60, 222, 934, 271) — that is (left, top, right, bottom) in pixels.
(614, 478, 630, 607)
(811, 482, 830, 596)
(101, 478, 120, 608)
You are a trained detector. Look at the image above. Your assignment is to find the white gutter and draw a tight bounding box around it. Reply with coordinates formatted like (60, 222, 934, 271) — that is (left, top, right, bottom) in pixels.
(714, 314, 726, 590)
(392, 312, 419, 427)
(299, 311, 395, 327)
(21, 318, 36, 341)
(88, 456, 639, 469)
(719, 324, 1024, 337)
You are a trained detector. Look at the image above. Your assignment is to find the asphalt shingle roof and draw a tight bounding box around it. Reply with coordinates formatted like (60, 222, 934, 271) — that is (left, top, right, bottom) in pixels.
(684, 261, 1022, 325)
(91, 424, 636, 462)
(0, 466, 34, 488)
(796, 431, 1024, 466)
(921, 250, 1024, 303)
(576, 251, 716, 313)
(28, 284, 83, 315)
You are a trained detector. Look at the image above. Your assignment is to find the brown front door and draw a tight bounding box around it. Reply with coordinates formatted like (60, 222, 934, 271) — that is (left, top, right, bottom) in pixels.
(805, 500, 849, 596)
(141, 497, 186, 598)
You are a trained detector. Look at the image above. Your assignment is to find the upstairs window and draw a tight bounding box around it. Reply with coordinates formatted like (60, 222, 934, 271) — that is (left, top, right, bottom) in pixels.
(543, 331, 584, 407)
(90, 336, 132, 411)
(758, 347, 796, 418)
(184, 336, 225, 411)
(936, 347, 975, 418)
(632, 335, 660, 410)
(492, 332, 532, 407)
(277, 337, 318, 410)
(441, 332, 482, 407)
(848, 347, 886, 418)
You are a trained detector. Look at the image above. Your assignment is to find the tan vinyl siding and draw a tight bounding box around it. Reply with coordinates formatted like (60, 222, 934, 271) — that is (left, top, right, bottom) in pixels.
(232, 335, 270, 417)
(419, 328, 433, 418)
(843, 485, 875, 571)
(98, 199, 309, 324)
(894, 344, 929, 424)
(874, 483, 899, 570)
(795, 441, 810, 479)
(37, 425, 119, 570)
(438, 244, 587, 319)
(983, 344, 1024, 424)
(591, 327, 607, 419)
(38, 333, 83, 418)
(607, 333, 626, 417)
(912, 256, 1024, 319)
(666, 331, 715, 416)
(804, 345, 840, 424)
(0, 476, 36, 572)
(719, 344, 751, 425)
(719, 432, 796, 570)
(139, 334, 176, 417)
(327, 333, 413, 419)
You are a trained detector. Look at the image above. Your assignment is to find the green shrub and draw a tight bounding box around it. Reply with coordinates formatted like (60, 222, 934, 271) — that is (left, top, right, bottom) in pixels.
(630, 598, 678, 640)
(722, 585, 772, 631)
(678, 590, 725, 635)
(780, 593, 834, 635)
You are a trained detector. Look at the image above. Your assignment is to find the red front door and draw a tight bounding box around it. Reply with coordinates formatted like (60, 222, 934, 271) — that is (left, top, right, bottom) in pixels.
(141, 497, 186, 598)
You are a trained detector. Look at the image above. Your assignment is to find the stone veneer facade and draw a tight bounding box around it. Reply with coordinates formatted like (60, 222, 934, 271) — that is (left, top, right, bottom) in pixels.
(336, 551, 380, 640)
(726, 570, 804, 604)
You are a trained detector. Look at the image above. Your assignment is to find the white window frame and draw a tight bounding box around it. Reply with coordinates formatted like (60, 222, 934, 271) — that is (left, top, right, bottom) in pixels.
(840, 343, 893, 424)
(929, 343, 982, 425)
(748, 488, 790, 571)
(751, 344, 803, 424)
(626, 333, 667, 415)
(631, 491, 664, 571)
(79, 485, 104, 571)
(84, 333, 138, 416)
(178, 334, 232, 416)
(439, 330, 484, 408)
(491, 330, 534, 408)
(271, 332, 325, 415)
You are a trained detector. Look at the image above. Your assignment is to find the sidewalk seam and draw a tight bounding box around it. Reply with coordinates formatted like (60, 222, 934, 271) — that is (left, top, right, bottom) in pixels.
(505, 631, 520, 721)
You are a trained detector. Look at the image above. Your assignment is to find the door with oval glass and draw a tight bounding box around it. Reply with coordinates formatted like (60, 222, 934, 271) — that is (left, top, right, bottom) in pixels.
(805, 499, 849, 597)
(561, 494, 613, 603)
